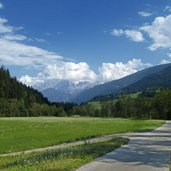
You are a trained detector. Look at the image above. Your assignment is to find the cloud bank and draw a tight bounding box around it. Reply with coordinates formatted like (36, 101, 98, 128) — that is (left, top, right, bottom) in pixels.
(98, 59, 151, 83)
(20, 59, 151, 86)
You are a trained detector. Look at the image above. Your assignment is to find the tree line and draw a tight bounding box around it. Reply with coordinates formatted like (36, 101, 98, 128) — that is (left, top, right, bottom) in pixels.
(72, 89, 171, 120)
(1, 65, 171, 119)
(0, 66, 75, 117)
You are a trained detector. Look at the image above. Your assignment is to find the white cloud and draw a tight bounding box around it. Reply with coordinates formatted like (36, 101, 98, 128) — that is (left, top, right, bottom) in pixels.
(160, 53, 171, 64)
(98, 59, 151, 83)
(164, 6, 171, 12)
(0, 2, 3, 9)
(111, 29, 144, 42)
(160, 59, 171, 64)
(141, 14, 171, 51)
(124, 30, 144, 42)
(111, 29, 124, 36)
(19, 75, 45, 86)
(0, 39, 63, 67)
(138, 11, 152, 17)
(44, 62, 97, 82)
(0, 18, 14, 33)
(0, 16, 63, 69)
(2, 34, 27, 41)
(19, 59, 151, 87)
(19, 62, 97, 86)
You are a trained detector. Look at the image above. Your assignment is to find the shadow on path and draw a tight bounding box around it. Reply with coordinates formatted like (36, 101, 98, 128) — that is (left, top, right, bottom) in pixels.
(77, 121, 171, 171)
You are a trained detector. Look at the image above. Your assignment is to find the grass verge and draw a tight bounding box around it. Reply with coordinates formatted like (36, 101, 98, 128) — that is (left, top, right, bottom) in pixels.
(0, 137, 128, 171)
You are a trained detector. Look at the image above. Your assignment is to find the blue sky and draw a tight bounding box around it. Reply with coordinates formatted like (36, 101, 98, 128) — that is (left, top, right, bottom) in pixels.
(0, 0, 171, 86)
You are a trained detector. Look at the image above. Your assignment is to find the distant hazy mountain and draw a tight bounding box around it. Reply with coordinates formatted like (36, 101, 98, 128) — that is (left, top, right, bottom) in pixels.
(72, 63, 171, 103)
(37, 80, 93, 102)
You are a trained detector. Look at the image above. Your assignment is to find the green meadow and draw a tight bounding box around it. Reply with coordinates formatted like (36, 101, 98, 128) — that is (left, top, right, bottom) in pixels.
(0, 117, 164, 154)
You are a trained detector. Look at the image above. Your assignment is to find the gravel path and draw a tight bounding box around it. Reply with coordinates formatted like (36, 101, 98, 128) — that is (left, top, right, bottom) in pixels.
(76, 121, 171, 171)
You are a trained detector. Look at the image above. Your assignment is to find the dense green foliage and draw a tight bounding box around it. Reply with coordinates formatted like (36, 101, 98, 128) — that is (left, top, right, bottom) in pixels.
(75, 89, 171, 119)
(1, 65, 171, 119)
(0, 66, 75, 116)
(0, 117, 163, 153)
(0, 66, 48, 103)
(0, 137, 128, 171)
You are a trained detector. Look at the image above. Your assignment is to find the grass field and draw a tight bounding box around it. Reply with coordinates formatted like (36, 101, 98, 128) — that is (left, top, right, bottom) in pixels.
(0, 117, 164, 154)
(0, 137, 128, 171)
(88, 102, 102, 110)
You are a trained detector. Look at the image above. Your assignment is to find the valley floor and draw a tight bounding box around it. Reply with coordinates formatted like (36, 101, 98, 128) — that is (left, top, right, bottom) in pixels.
(0, 117, 166, 171)
(0, 117, 163, 154)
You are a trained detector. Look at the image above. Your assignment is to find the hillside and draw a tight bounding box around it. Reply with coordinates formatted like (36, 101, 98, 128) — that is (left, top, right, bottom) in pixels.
(72, 63, 171, 103)
(92, 65, 171, 102)
(121, 65, 171, 92)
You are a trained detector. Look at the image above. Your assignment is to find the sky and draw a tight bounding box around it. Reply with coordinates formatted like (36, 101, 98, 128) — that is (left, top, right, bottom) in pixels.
(0, 0, 171, 86)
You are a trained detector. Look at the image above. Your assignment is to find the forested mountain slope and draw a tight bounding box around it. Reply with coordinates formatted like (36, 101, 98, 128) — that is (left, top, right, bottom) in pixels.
(121, 65, 171, 92)
(0, 65, 48, 105)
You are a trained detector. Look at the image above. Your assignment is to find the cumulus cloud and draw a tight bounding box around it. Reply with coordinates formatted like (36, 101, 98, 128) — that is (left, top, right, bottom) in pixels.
(44, 62, 97, 82)
(19, 59, 151, 87)
(19, 75, 45, 86)
(98, 59, 151, 83)
(138, 11, 152, 17)
(141, 14, 171, 51)
(124, 30, 144, 42)
(19, 62, 97, 86)
(111, 29, 144, 42)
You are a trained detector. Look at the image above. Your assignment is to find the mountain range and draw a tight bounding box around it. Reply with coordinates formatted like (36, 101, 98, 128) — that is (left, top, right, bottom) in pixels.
(36, 80, 94, 102)
(35, 63, 171, 103)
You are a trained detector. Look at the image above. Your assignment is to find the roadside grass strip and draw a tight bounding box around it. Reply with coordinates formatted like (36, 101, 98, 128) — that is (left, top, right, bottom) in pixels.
(0, 137, 128, 171)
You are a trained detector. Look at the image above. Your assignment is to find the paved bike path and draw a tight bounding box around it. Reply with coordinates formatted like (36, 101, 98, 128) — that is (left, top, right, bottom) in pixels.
(77, 121, 171, 171)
